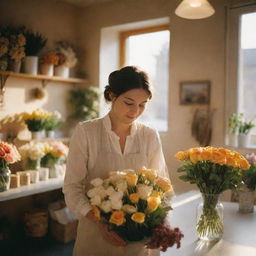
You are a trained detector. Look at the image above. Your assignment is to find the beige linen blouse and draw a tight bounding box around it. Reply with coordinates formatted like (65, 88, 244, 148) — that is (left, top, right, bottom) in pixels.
(63, 114, 169, 219)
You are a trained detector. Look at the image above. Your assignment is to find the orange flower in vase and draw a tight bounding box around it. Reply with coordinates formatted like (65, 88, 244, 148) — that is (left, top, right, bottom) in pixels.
(40, 52, 59, 76)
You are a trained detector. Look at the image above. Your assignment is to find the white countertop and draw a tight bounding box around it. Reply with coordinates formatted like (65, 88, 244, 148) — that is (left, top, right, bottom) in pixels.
(162, 191, 256, 256)
(0, 177, 64, 202)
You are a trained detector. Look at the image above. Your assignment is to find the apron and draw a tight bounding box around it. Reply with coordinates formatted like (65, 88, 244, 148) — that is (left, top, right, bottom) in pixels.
(73, 122, 160, 256)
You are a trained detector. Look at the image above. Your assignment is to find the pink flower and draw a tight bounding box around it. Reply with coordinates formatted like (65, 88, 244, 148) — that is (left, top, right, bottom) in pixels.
(48, 141, 68, 158)
(0, 141, 21, 164)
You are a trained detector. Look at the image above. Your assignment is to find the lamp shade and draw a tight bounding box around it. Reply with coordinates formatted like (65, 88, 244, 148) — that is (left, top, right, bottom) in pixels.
(175, 0, 215, 19)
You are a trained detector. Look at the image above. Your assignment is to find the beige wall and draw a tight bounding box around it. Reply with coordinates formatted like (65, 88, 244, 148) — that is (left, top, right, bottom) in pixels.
(0, 0, 233, 194)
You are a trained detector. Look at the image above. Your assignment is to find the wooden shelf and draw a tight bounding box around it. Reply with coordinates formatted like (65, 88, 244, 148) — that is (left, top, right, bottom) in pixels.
(0, 177, 64, 202)
(0, 70, 88, 85)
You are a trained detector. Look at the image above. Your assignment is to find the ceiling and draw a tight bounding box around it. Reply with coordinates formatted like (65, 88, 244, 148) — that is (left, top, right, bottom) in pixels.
(57, 0, 117, 7)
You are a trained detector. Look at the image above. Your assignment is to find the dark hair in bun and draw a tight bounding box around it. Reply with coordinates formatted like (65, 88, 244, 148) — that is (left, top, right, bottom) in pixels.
(104, 66, 152, 102)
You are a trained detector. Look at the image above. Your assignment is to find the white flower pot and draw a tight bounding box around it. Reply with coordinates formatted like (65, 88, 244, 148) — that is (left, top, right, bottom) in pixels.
(40, 63, 54, 76)
(238, 134, 250, 148)
(54, 65, 69, 78)
(27, 170, 39, 184)
(228, 133, 238, 147)
(46, 130, 55, 138)
(239, 189, 255, 213)
(31, 131, 44, 140)
(23, 56, 39, 75)
(39, 168, 49, 181)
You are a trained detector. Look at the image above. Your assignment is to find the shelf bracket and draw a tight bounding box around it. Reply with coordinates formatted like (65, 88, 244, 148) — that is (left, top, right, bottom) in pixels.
(41, 79, 50, 88)
(0, 74, 9, 109)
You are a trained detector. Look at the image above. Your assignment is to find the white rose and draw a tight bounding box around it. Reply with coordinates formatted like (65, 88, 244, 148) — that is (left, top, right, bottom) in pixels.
(122, 204, 136, 214)
(100, 200, 112, 213)
(116, 180, 127, 192)
(96, 186, 107, 199)
(164, 190, 175, 201)
(109, 191, 123, 201)
(90, 195, 101, 206)
(106, 186, 115, 196)
(87, 187, 98, 198)
(111, 199, 123, 210)
(90, 178, 103, 187)
(137, 184, 153, 200)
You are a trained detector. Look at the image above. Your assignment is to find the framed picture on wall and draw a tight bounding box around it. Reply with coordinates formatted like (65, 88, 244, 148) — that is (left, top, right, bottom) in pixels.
(180, 81, 210, 105)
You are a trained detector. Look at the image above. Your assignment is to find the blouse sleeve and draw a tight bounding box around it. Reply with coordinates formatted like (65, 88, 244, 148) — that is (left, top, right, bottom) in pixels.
(62, 123, 92, 219)
(147, 129, 170, 180)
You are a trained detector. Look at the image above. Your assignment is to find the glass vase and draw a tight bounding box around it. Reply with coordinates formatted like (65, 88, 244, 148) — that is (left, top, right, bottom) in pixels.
(0, 167, 11, 192)
(196, 193, 224, 241)
(238, 189, 255, 213)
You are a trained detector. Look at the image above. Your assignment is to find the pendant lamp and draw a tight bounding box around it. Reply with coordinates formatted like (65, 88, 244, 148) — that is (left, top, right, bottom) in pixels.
(175, 0, 215, 19)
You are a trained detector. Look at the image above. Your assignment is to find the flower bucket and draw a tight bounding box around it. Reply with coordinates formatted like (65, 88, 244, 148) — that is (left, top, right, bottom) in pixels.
(23, 56, 38, 75)
(31, 131, 44, 140)
(123, 242, 146, 256)
(46, 130, 55, 139)
(228, 133, 238, 147)
(27, 170, 39, 184)
(39, 63, 54, 76)
(196, 193, 224, 241)
(54, 65, 69, 78)
(238, 189, 255, 213)
(39, 167, 49, 181)
(238, 134, 250, 148)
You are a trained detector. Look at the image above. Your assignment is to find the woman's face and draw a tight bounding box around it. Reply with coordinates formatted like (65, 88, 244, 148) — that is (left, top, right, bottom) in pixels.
(110, 88, 150, 125)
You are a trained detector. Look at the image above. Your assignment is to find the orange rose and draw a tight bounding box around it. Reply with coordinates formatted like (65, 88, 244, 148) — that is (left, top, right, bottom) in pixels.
(239, 158, 250, 170)
(109, 211, 125, 226)
(92, 205, 100, 220)
(156, 177, 172, 192)
(129, 193, 139, 203)
(175, 151, 188, 161)
(147, 196, 161, 212)
(131, 212, 145, 223)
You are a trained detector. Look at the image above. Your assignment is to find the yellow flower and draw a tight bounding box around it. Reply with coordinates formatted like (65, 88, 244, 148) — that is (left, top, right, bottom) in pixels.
(175, 151, 189, 161)
(131, 212, 145, 224)
(92, 205, 100, 220)
(147, 196, 161, 212)
(150, 190, 163, 197)
(156, 177, 172, 192)
(138, 168, 157, 181)
(238, 157, 250, 170)
(129, 193, 139, 203)
(109, 210, 125, 226)
(125, 172, 138, 186)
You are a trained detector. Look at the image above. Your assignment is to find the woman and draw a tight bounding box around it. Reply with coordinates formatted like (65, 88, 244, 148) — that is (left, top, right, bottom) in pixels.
(63, 66, 170, 256)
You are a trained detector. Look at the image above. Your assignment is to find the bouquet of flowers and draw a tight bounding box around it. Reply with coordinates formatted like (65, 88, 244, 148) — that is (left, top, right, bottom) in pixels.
(55, 41, 78, 68)
(87, 168, 184, 252)
(19, 141, 46, 170)
(175, 146, 249, 240)
(44, 111, 62, 132)
(0, 141, 20, 191)
(0, 36, 9, 71)
(40, 52, 59, 65)
(23, 109, 52, 132)
(40, 141, 68, 168)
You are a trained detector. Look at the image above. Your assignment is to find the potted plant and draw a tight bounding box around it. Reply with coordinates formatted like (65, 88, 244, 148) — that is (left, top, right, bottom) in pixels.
(23, 30, 47, 75)
(0, 25, 26, 72)
(238, 153, 256, 213)
(237, 114, 255, 148)
(39, 51, 59, 76)
(44, 111, 62, 138)
(228, 113, 241, 147)
(23, 109, 51, 139)
(54, 41, 78, 78)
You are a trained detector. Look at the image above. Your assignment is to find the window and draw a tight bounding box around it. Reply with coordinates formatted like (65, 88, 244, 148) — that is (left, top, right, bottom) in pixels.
(226, 4, 256, 146)
(120, 25, 170, 132)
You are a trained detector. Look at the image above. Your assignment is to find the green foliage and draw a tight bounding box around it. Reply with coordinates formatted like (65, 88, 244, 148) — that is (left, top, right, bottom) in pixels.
(40, 153, 59, 168)
(24, 30, 47, 56)
(25, 118, 45, 132)
(44, 116, 62, 131)
(177, 161, 242, 194)
(68, 87, 99, 120)
(228, 113, 255, 135)
(242, 165, 256, 190)
(228, 113, 241, 134)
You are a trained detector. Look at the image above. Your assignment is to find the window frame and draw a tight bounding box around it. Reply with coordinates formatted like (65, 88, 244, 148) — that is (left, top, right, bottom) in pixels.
(119, 24, 170, 67)
(226, 4, 256, 146)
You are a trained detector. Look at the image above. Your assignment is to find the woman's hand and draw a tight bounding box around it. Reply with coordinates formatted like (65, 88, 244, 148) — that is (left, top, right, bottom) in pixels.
(86, 210, 126, 247)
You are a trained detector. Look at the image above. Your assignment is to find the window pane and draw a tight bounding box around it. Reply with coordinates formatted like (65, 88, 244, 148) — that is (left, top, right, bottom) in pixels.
(239, 12, 256, 130)
(125, 30, 169, 132)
